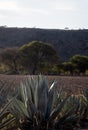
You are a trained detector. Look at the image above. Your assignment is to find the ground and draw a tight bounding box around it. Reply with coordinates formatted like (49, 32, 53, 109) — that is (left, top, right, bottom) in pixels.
(0, 74, 88, 95)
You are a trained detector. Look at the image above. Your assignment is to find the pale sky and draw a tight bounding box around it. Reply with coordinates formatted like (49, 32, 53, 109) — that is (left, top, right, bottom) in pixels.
(0, 0, 88, 29)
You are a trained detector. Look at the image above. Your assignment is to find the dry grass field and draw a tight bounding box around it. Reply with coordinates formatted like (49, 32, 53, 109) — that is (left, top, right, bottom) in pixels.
(0, 74, 88, 95)
(48, 76, 88, 94)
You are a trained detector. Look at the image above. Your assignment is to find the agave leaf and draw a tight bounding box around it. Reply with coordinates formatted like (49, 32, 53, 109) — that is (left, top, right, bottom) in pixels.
(18, 82, 28, 107)
(0, 111, 10, 121)
(0, 98, 15, 129)
(83, 89, 88, 100)
(81, 95, 88, 106)
(46, 81, 57, 118)
(0, 116, 16, 129)
(48, 96, 69, 122)
(79, 105, 86, 116)
(11, 98, 29, 118)
(63, 114, 79, 124)
(9, 107, 21, 121)
(55, 107, 77, 126)
(0, 98, 14, 118)
(33, 76, 39, 109)
(0, 95, 5, 104)
(25, 76, 35, 104)
(34, 80, 38, 109)
(27, 98, 37, 119)
(34, 75, 48, 117)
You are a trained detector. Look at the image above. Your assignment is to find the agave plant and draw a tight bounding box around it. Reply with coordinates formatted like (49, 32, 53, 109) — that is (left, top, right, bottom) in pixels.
(6, 75, 71, 130)
(1, 75, 85, 130)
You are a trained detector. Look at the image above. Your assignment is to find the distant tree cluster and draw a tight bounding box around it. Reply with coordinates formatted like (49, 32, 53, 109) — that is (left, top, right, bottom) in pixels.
(61, 55, 88, 75)
(0, 41, 58, 75)
(0, 41, 88, 75)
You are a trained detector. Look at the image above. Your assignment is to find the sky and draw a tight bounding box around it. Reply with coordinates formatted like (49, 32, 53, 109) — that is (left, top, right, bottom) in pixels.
(0, 0, 88, 29)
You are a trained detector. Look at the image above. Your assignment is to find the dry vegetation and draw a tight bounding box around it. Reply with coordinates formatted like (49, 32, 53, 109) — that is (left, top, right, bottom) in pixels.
(0, 74, 88, 95)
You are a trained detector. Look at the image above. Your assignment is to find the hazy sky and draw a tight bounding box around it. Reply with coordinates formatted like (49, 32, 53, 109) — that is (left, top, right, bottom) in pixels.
(0, 0, 88, 29)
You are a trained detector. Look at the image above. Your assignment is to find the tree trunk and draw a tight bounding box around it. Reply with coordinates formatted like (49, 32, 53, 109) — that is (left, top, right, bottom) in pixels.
(32, 67, 36, 75)
(13, 59, 18, 72)
(32, 63, 37, 75)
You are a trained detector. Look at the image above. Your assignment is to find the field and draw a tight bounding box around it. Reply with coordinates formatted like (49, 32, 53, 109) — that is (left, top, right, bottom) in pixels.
(0, 74, 88, 95)
(0, 74, 88, 130)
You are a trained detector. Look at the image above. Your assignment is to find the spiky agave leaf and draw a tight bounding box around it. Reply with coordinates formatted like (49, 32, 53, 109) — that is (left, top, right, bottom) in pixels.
(13, 86, 37, 120)
(48, 81, 57, 108)
(65, 95, 81, 112)
(26, 98, 37, 119)
(34, 75, 48, 117)
(0, 81, 11, 108)
(0, 99, 16, 129)
(17, 81, 28, 108)
(0, 116, 15, 129)
(46, 81, 57, 118)
(11, 97, 29, 118)
(54, 107, 79, 128)
(23, 76, 35, 104)
(0, 98, 14, 118)
(83, 89, 88, 101)
(48, 96, 69, 123)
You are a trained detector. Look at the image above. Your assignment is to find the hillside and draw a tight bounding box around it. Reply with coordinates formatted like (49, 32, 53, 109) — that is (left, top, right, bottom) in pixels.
(0, 27, 88, 61)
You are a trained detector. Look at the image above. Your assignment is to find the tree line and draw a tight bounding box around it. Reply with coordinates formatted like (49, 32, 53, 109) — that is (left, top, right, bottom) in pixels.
(0, 41, 88, 75)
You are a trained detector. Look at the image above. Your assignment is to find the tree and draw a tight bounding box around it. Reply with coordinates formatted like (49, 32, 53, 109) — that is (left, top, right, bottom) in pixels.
(62, 62, 76, 75)
(0, 48, 19, 73)
(19, 41, 58, 74)
(70, 55, 88, 73)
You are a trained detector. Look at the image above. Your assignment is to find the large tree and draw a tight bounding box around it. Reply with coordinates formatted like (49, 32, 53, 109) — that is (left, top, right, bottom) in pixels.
(19, 41, 58, 74)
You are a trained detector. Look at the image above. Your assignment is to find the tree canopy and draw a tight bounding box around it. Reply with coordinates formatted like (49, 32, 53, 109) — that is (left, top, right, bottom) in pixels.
(70, 55, 88, 73)
(19, 41, 58, 74)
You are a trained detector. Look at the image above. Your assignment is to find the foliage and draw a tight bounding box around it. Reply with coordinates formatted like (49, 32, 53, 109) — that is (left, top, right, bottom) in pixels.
(0, 48, 20, 73)
(0, 41, 88, 75)
(57, 55, 88, 75)
(62, 62, 76, 75)
(85, 70, 88, 76)
(19, 41, 58, 74)
(70, 55, 88, 73)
